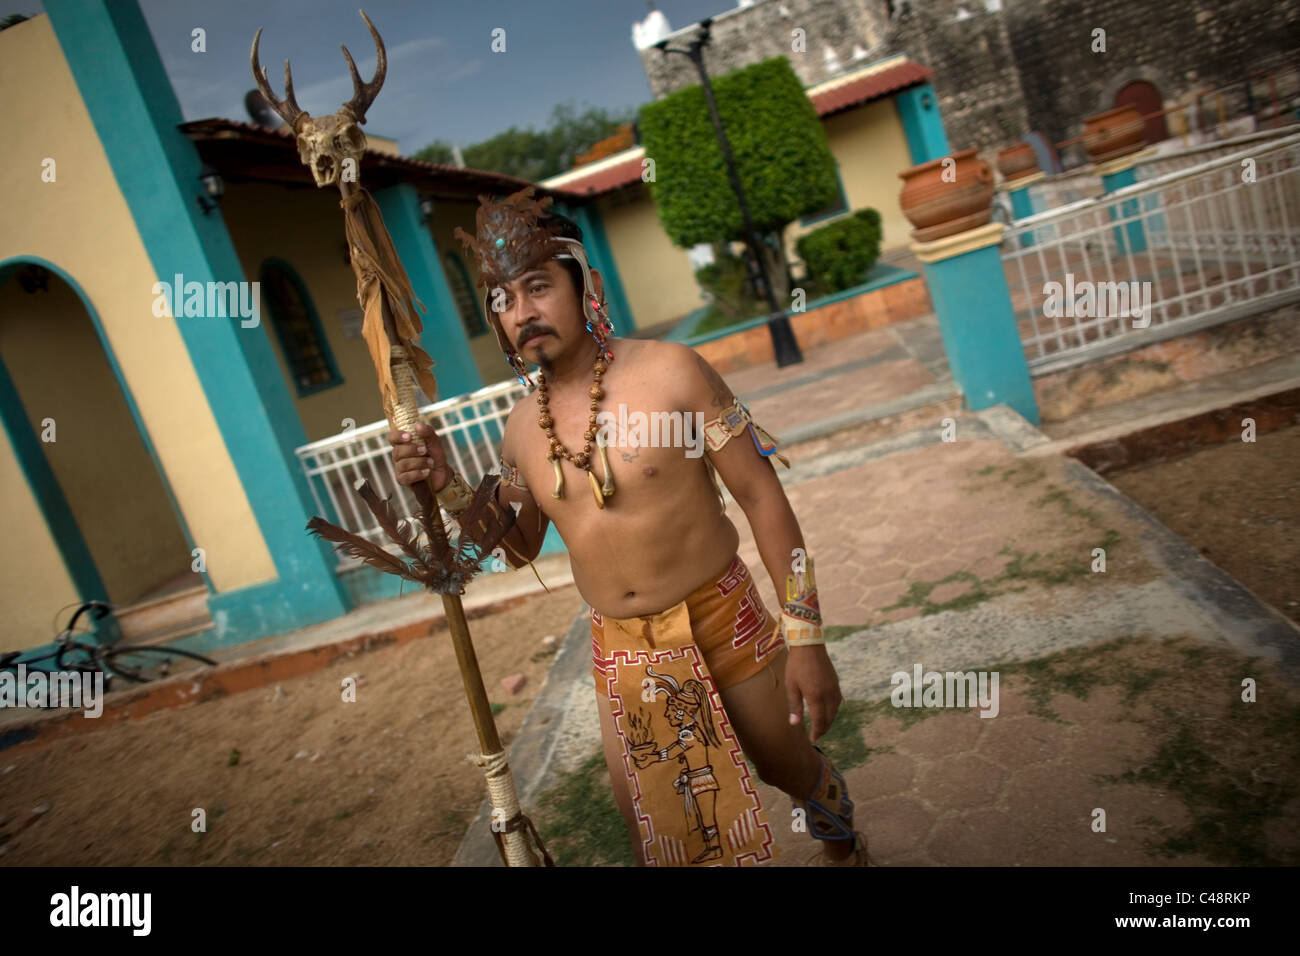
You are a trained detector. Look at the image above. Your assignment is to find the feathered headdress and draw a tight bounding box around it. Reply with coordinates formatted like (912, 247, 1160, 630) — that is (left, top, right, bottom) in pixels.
(454, 187, 614, 389)
(454, 187, 567, 288)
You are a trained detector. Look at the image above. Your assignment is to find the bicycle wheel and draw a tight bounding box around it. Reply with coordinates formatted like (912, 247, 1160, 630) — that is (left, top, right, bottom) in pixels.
(1, 646, 64, 674)
(100, 646, 216, 683)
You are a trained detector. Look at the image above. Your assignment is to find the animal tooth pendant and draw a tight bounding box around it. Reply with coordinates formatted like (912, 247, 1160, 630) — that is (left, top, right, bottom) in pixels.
(550, 455, 564, 500)
(596, 431, 615, 497)
(588, 469, 606, 510)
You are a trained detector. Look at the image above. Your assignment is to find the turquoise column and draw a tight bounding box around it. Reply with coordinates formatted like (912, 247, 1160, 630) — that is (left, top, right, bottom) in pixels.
(912, 224, 1039, 425)
(555, 201, 636, 333)
(1001, 170, 1045, 248)
(1097, 154, 1148, 254)
(894, 83, 951, 165)
(374, 184, 482, 400)
(46, 0, 348, 643)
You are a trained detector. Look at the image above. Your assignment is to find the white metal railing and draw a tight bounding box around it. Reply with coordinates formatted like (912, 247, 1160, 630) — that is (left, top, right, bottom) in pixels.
(1135, 124, 1300, 181)
(1002, 132, 1300, 375)
(1022, 125, 1300, 216)
(1026, 168, 1104, 213)
(296, 378, 526, 569)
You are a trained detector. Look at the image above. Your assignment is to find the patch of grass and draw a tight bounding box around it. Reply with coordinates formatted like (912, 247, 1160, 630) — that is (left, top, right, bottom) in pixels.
(430, 808, 470, 839)
(804, 699, 888, 770)
(227, 748, 241, 767)
(1120, 666, 1168, 702)
(860, 464, 1125, 632)
(1107, 700, 1300, 865)
(992, 635, 1300, 864)
(863, 693, 961, 730)
(1032, 484, 1103, 525)
(994, 636, 1144, 722)
(999, 461, 1048, 487)
(824, 624, 867, 644)
(490, 702, 507, 716)
(880, 570, 996, 619)
(535, 750, 637, 867)
(861, 533, 1125, 633)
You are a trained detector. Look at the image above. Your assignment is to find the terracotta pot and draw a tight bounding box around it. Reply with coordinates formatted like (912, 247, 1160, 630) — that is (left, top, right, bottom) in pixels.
(898, 147, 995, 241)
(997, 141, 1040, 181)
(1082, 105, 1146, 163)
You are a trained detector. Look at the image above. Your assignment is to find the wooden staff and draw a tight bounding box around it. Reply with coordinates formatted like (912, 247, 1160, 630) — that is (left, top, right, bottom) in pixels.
(251, 9, 549, 867)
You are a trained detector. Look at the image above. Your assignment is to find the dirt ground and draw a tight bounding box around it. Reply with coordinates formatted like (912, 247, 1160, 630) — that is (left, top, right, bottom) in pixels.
(0, 583, 588, 866)
(1108, 423, 1300, 626)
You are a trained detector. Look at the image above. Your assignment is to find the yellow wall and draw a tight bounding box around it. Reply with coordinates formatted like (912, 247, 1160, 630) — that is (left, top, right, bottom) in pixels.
(0, 15, 275, 647)
(221, 182, 400, 439)
(0, 278, 190, 609)
(220, 186, 511, 431)
(0, 418, 80, 652)
(593, 97, 914, 332)
(600, 185, 705, 332)
(785, 98, 916, 262)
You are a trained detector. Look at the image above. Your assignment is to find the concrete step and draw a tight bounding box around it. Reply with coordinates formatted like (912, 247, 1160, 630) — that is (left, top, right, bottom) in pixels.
(1022, 358, 1300, 465)
(115, 584, 213, 647)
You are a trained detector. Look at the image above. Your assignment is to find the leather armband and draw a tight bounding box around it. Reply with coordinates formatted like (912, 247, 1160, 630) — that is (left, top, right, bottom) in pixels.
(781, 554, 824, 647)
(702, 400, 791, 468)
(500, 456, 528, 492)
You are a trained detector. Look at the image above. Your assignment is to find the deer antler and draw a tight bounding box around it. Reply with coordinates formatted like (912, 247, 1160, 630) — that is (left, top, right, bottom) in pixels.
(340, 10, 387, 124)
(250, 27, 305, 131)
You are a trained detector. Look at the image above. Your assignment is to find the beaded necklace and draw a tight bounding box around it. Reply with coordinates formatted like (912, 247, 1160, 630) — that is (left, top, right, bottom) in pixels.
(535, 343, 615, 509)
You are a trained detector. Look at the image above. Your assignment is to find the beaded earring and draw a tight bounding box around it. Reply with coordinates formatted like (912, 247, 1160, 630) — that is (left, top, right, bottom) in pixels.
(505, 348, 534, 390)
(586, 296, 615, 362)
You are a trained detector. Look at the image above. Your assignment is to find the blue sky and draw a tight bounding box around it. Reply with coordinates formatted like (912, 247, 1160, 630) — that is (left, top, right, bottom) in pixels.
(5, 1, 731, 154)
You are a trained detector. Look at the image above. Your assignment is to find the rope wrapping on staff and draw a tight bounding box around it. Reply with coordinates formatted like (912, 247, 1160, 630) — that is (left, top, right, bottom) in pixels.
(471, 749, 554, 867)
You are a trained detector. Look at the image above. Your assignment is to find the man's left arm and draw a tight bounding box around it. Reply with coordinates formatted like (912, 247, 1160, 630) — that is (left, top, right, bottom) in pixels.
(671, 346, 843, 741)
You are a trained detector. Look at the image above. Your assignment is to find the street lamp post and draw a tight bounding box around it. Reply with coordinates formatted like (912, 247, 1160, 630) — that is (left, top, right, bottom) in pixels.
(657, 18, 803, 367)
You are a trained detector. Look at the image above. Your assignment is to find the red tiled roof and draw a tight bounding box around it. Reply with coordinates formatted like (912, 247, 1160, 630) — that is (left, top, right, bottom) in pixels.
(178, 117, 584, 200)
(550, 153, 648, 197)
(543, 58, 932, 198)
(808, 59, 933, 117)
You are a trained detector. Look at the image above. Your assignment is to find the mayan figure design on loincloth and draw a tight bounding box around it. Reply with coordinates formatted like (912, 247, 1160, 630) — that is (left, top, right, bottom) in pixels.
(594, 601, 778, 866)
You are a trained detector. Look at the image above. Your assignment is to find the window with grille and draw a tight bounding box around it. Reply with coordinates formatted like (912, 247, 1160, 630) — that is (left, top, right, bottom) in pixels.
(260, 259, 342, 396)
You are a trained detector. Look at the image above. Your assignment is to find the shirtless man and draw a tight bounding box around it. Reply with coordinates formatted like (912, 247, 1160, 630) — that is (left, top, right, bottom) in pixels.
(389, 196, 866, 866)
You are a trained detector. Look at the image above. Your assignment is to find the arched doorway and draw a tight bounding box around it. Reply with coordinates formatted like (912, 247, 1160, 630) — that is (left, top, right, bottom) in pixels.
(0, 259, 203, 647)
(1115, 80, 1169, 145)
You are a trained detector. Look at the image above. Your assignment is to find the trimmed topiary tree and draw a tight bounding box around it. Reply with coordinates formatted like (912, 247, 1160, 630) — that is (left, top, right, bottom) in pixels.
(795, 207, 883, 295)
(639, 57, 840, 307)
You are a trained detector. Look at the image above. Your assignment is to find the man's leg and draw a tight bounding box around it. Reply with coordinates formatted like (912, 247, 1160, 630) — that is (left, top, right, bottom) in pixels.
(718, 646, 858, 861)
(596, 696, 647, 866)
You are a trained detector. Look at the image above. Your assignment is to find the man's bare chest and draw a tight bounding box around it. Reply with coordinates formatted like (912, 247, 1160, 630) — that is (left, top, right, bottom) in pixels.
(514, 383, 709, 514)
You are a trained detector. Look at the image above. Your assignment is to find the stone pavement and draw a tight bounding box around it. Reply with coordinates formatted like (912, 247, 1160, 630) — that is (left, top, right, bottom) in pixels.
(454, 360, 1300, 865)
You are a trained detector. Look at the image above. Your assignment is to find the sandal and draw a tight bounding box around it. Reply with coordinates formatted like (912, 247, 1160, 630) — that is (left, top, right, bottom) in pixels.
(803, 830, 871, 867)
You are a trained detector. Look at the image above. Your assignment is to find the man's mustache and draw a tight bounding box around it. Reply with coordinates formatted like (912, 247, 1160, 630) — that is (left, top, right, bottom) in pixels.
(518, 327, 553, 346)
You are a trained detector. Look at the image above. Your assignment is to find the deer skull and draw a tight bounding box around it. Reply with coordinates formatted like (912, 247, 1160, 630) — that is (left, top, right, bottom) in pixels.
(295, 111, 368, 187)
(251, 10, 387, 190)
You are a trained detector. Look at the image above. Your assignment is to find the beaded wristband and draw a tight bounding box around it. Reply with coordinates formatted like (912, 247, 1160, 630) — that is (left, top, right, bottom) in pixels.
(781, 555, 824, 647)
